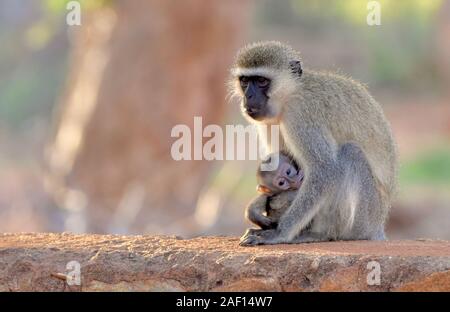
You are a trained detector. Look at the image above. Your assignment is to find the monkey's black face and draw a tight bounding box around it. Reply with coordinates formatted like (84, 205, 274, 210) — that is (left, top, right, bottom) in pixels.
(239, 75, 271, 120)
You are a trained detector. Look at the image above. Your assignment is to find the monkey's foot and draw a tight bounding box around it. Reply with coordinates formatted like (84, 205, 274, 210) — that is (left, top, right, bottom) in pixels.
(240, 229, 328, 246)
(239, 228, 262, 246)
(239, 235, 261, 246)
(239, 229, 281, 246)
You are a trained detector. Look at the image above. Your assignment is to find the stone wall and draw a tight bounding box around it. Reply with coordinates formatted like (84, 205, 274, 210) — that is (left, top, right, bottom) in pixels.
(0, 233, 449, 291)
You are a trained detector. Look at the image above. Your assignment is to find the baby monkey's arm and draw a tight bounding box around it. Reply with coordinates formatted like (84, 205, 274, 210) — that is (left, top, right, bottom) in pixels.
(245, 195, 277, 229)
(266, 190, 298, 222)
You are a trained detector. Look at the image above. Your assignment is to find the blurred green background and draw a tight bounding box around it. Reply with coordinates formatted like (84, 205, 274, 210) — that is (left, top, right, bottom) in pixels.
(0, 0, 449, 239)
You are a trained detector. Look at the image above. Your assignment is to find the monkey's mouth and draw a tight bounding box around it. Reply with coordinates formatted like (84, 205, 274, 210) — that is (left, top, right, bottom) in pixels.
(245, 109, 264, 120)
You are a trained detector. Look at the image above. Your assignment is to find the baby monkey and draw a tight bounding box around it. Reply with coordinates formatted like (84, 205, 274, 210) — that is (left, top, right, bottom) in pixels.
(245, 152, 304, 231)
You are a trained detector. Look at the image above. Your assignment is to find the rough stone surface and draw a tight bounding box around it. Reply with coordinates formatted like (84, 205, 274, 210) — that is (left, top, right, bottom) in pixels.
(0, 233, 449, 291)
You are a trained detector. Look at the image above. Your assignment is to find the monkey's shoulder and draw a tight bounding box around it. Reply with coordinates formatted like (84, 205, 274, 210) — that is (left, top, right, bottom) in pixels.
(301, 69, 369, 95)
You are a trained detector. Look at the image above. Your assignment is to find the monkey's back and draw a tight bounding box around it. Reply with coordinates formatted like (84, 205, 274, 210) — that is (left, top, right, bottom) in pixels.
(292, 70, 398, 202)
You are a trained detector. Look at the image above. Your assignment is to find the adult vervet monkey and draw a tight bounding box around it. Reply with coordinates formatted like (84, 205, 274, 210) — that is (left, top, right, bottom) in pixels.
(229, 41, 397, 245)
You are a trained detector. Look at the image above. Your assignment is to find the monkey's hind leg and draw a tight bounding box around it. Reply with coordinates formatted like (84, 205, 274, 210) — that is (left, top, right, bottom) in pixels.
(289, 232, 330, 244)
(336, 143, 387, 241)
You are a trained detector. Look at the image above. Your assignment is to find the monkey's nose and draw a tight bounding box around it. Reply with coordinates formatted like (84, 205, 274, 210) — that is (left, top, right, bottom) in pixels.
(246, 107, 259, 114)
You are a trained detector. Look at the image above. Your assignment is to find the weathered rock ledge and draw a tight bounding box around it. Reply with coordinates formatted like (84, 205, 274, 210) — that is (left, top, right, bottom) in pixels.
(0, 233, 449, 291)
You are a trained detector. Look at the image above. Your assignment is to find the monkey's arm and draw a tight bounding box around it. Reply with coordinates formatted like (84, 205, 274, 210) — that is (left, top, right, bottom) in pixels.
(268, 190, 297, 211)
(266, 190, 297, 222)
(242, 128, 338, 245)
(245, 195, 276, 229)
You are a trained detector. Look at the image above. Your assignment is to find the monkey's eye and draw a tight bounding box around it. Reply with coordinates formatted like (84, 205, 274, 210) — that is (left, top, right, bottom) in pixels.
(256, 76, 270, 88)
(239, 76, 249, 88)
(278, 180, 285, 187)
(286, 167, 296, 177)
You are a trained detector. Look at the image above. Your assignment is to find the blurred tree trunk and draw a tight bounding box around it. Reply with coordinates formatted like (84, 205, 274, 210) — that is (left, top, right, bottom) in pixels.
(46, 0, 248, 235)
(436, 0, 450, 96)
(434, 0, 450, 136)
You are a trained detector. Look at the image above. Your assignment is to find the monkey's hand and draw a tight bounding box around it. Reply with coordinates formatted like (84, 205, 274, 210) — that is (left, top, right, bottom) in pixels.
(245, 195, 277, 229)
(247, 209, 277, 229)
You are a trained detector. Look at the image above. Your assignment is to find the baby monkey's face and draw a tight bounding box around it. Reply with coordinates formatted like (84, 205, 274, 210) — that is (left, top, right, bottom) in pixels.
(273, 161, 304, 191)
(257, 155, 304, 195)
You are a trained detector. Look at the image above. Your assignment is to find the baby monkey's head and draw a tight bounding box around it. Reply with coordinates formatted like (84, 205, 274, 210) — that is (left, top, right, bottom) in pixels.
(256, 152, 304, 196)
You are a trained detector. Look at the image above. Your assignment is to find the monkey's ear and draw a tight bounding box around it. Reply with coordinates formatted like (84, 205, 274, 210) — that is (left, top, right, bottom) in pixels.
(257, 185, 272, 195)
(289, 60, 303, 77)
